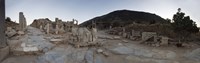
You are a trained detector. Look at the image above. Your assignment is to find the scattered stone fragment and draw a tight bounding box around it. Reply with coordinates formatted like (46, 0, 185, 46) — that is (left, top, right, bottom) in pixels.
(97, 49, 103, 53)
(122, 40, 128, 43)
(113, 36, 120, 39)
(102, 51, 109, 57)
(118, 43, 123, 46)
(5, 27, 17, 38)
(110, 46, 134, 55)
(17, 31, 25, 35)
(50, 38, 63, 45)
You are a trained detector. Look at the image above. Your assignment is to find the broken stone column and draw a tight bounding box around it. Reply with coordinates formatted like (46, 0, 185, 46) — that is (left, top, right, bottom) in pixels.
(19, 12, 27, 31)
(122, 27, 126, 37)
(91, 28, 97, 42)
(39, 25, 43, 30)
(44, 23, 50, 34)
(55, 24, 59, 34)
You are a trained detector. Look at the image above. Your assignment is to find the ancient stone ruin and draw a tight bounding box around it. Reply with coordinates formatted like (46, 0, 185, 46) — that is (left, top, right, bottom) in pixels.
(30, 18, 78, 35)
(19, 12, 27, 31)
(30, 18, 98, 48)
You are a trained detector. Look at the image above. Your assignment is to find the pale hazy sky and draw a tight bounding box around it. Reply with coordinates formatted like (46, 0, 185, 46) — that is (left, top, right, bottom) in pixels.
(5, 0, 200, 26)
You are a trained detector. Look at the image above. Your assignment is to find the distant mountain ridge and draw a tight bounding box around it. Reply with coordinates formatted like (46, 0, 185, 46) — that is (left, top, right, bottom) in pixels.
(80, 10, 168, 29)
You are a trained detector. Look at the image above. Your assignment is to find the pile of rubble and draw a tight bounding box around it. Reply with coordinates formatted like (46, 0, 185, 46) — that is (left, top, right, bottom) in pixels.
(108, 27, 170, 47)
(6, 12, 26, 38)
(30, 18, 78, 35)
(30, 17, 100, 48)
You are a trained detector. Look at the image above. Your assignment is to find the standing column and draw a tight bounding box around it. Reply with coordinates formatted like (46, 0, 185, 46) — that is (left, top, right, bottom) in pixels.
(19, 12, 27, 31)
(0, 0, 6, 48)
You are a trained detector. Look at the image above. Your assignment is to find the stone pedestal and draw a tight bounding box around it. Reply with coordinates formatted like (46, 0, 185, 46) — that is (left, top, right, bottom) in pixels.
(0, 46, 9, 62)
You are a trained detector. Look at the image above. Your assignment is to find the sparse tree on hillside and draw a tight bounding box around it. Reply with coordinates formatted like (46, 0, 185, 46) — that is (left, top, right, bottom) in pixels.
(5, 17, 11, 21)
(166, 18, 171, 23)
(172, 8, 199, 42)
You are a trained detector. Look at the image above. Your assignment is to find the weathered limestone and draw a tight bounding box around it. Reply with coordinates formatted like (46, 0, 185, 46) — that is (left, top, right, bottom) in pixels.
(44, 23, 50, 34)
(55, 24, 59, 34)
(21, 43, 39, 52)
(91, 28, 97, 42)
(160, 36, 169, 46)
(19, 12, 27, 31)
(50, 38, 64, 45)
(122, 27, 126, 37)
(30, 18, 51, 29)
(30, 18, 78, 35)
(5, 27, 17, 38)
(69, 27, 99, 47)
(131, 30, 141, 37)
(17, 31, 25, 35)
(142, 32, 157, 42)
(63, 19, 78, 32)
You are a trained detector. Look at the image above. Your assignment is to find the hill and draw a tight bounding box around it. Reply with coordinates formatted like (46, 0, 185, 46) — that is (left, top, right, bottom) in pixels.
(80, 10, 168, 29)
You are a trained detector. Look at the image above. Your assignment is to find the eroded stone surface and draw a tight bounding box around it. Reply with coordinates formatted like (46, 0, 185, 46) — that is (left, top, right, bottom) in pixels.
(185, 48, 200, 61)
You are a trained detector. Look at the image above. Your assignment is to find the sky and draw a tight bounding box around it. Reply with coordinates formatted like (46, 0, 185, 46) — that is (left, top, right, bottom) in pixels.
(5, 0, 200, 26)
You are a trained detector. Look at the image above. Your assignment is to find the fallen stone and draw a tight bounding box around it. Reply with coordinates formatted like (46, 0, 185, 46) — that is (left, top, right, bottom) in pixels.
(122, 40, 128, 43)
(97, 49, 103, 53)
(98, 35, 113, 39)
(102, 51, 109, 57)
(113, 36, 120, 39)
(17, 31, 25, 35)
(160, 36, 169, 46)
(5, 27, 17, 38)
(118, 43, 123, 46)
(50, 39, 63, 45)
(109, 46, 133, 55)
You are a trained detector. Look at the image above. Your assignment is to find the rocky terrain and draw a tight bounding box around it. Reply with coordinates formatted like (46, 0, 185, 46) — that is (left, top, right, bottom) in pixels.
(1, 11, 200, 63)
(1, 26, 200, 63)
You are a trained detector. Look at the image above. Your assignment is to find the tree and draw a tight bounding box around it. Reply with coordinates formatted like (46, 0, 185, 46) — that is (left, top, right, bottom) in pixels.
(172, 8, 199, 42)
(5, 17, 11, 21)
(166, 18, 171, 23)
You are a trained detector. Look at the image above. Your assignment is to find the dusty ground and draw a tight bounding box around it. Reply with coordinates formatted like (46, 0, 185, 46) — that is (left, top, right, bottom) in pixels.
(1, 26, 200, 63)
